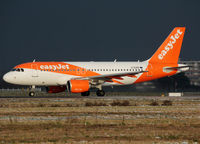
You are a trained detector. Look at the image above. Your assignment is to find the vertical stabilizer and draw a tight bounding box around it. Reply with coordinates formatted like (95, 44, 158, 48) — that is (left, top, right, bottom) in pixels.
(149, 27, 185, 64)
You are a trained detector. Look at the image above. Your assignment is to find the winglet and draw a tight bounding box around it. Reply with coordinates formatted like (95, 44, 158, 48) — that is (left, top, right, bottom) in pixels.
(148, 27, 186, 64)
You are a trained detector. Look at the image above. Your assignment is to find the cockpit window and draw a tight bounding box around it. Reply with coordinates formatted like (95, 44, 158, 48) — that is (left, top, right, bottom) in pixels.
(12, 68, 24, 72)
(16, 69, 20, 72)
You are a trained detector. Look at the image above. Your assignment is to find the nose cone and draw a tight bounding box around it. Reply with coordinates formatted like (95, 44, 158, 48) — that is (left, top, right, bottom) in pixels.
(3, 72, 14, 84)
(3, 73, 8, 82)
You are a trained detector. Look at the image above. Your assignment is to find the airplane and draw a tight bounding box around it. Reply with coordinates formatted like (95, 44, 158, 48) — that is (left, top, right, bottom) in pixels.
(3, 27, 189, 97)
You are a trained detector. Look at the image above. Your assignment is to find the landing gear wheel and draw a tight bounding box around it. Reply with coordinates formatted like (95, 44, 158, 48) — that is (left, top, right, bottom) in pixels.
(96, 90, 105, 97)
(81, 91, 90, 96)
(29, 91, 35, 97)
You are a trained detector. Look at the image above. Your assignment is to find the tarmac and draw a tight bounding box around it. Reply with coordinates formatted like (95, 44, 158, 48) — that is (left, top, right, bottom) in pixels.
(0, 94, 200, 99)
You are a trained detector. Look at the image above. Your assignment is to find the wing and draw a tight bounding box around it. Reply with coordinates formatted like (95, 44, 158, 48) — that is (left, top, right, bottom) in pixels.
(72, 71, 147, 81)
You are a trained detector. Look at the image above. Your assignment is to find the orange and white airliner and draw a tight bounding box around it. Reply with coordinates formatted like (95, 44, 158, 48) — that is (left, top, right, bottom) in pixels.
(3, 27, 189, 96)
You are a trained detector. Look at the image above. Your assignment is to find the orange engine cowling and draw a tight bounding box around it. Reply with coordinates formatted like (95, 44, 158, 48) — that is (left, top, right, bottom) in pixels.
(47, 86, 66, 93)
(67, 80, 90, 93)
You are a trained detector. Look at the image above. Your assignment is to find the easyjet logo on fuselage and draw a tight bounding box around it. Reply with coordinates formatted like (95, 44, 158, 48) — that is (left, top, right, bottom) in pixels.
(40, 64, 69, 70)
(158, 29, 183, 60)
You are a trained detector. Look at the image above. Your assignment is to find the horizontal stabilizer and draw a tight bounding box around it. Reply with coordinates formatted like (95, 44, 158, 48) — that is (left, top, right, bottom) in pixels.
(165, 65, 191, 70)
(163, 65, 190, 73)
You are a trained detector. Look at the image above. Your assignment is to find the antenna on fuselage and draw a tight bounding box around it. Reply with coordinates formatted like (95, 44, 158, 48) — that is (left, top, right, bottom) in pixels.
(114, 59, 117, 62)
(33, 59, 36, 62)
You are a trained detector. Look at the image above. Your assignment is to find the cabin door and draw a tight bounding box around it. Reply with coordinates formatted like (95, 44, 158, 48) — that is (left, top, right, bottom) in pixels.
(31, 64, 38, 77)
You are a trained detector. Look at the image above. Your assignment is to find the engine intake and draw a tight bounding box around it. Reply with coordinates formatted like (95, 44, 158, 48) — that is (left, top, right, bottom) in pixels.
(67, 80, 90, 93)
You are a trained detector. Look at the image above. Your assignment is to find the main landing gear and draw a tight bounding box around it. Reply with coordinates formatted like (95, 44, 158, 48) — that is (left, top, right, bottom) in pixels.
(81, 90, 105, 97)
(95, 85, 105, 97)
(81, 91, 90, 96)
(96, 90, 105, 97)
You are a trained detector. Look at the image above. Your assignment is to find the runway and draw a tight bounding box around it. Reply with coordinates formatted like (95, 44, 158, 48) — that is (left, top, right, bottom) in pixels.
(0, 94, 200, 100)
(0, 92, 200, 143)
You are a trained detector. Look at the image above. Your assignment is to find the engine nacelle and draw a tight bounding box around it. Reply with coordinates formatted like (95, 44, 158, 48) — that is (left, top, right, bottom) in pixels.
(67, 80, 90, 93)
(46, 86, 66, 93)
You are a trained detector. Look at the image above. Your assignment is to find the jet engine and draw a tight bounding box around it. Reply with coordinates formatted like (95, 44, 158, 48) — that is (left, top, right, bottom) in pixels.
(67, 80, 90, 93)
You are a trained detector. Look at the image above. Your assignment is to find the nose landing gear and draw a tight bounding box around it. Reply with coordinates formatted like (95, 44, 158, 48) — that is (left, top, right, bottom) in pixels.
(29, 85, 36, 97)
(29, 91, 35, 97)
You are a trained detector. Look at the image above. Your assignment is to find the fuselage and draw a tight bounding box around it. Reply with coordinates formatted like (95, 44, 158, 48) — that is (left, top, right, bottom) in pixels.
(3, 61, 147, 86)
(3, 61, 188, 86)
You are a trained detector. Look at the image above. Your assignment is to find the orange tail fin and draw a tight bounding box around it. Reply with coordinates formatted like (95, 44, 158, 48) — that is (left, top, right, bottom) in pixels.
(149, 27, 185, 64)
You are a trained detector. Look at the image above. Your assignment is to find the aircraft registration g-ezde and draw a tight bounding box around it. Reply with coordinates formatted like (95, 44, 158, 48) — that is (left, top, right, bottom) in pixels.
(3, 27, 189, 97)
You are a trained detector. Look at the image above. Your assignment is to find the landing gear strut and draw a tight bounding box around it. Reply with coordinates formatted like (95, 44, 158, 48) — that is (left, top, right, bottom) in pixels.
(95, 85, 105, 97)
(81, 91, 90, 96)
(29, 85, 36, 97)
(96, 90, 105, 97)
